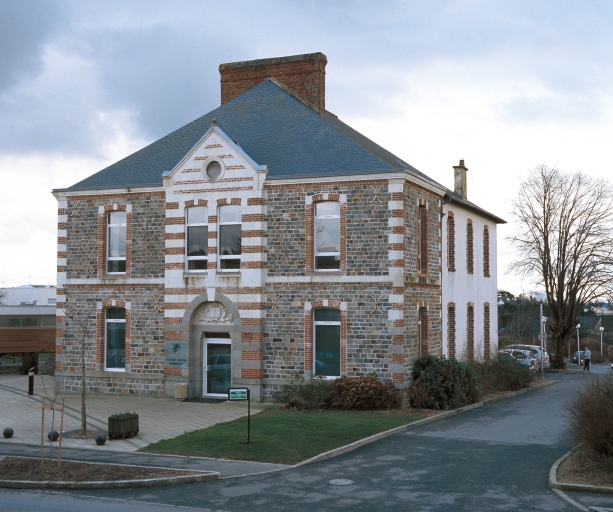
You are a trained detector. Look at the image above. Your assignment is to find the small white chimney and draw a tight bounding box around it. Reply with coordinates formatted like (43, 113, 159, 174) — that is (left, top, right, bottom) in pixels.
(453, 159, 468, 200)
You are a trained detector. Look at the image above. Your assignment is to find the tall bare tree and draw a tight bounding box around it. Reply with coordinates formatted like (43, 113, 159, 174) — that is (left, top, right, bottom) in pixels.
(0, 289, 6, 305)
(62, 295, 98, 435)
(509, 166, 613, 368)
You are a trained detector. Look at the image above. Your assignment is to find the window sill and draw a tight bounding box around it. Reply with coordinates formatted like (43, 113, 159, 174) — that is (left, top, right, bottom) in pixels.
(103, 368, 126, 373)
(183, 271, 208, 278)
(216, 270, 241, 276)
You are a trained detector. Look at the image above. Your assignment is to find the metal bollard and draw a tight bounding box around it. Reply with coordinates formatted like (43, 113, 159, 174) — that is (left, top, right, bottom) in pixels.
(28, 368, 34, 395)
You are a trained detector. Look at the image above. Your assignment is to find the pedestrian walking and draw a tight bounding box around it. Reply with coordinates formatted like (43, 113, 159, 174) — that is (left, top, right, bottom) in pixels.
(583, 347, 592, 371)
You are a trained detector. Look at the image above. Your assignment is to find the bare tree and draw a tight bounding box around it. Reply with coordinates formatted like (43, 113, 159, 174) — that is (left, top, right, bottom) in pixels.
(508, 166, 613, 368)
(62, 295, 98, 435)
(0, 289, 6, 305)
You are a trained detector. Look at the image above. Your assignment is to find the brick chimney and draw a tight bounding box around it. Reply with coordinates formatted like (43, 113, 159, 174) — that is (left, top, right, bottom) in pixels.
(453, 159, 468, 199)
(219, 53, 327, 114)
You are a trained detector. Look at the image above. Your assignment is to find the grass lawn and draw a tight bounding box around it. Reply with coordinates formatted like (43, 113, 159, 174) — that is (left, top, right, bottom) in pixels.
(139, 408, 423, 464)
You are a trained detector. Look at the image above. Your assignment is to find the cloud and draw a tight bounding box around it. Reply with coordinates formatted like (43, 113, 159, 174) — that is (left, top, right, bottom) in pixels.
(0, 0, 63, 92)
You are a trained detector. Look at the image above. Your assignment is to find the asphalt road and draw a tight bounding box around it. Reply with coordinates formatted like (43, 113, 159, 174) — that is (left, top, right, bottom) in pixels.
(2, 371, 613, 512)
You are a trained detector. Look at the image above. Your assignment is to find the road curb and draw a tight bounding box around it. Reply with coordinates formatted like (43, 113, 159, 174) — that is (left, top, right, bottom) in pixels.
(0, 457, 220, 490)
(295, 379, 556, 467)
(549, 444, 613, 495)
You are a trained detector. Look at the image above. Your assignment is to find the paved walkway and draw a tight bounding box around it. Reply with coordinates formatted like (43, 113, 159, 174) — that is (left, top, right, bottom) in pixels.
(0, 374, 270, 452)
(0, 373, 287, 476)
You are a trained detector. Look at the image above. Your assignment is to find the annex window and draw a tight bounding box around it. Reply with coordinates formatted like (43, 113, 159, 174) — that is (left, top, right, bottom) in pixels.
(466, 220, 474, 274)
(315, 201, 340, 270)
(418, 204, 428, 274)
(467, 304, 475, 363)
(484, 302, 491, 361)
(105, 308, 125, 371)
(219, 205, 241, 270)
(313, 308, 341, 377)
(447, 303, 456, 359)
(107, 211, 127, 273)
(447, 213, 456, 272)
(186, 206, 208, 271)
(483, 226, 490, 277)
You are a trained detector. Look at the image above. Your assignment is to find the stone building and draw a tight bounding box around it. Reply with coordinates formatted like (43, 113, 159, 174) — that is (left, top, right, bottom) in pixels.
(53, 53, 504, 401)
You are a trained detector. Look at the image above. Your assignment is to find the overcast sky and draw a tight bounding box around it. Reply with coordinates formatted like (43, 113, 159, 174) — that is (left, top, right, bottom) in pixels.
(1, 0, 612, 293)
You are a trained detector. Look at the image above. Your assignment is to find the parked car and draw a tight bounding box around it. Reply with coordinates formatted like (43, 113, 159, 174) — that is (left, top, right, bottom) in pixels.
(572, 351, 584, 365)
(499, 348, 539, 371)
(504, 344, 550, 369)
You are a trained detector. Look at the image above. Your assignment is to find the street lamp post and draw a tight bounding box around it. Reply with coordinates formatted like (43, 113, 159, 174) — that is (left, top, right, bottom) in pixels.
(576, 324, 581, 368)
(536, 292, 546, 380)
(600, 326, 604, 359)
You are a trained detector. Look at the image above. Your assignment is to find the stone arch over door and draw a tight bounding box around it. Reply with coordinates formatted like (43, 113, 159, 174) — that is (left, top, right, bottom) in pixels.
(181, 291, 241, 397)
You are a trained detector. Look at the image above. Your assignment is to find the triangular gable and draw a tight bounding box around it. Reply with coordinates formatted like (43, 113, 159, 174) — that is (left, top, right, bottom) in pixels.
(164, 123, 267, 182)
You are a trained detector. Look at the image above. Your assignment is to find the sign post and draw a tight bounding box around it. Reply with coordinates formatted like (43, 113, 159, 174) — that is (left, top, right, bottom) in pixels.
(228, 387, 250, 444)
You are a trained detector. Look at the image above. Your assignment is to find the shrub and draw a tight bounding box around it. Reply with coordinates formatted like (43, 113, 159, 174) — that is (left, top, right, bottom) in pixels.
(328, 375, 398, 410)
(567, 375, 613, 458)
(471, 356, 534, 394)
(272, 377, 334, 410)
(407, 354, 482, 410)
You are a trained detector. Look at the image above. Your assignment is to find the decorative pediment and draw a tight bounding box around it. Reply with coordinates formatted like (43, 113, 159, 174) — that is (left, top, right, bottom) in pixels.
(194, 302, 233, 324)
(162, 123, 267, 189)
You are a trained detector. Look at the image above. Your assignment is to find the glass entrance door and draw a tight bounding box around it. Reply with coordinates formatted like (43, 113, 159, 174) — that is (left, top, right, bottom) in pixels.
(203, 340, 231, 396)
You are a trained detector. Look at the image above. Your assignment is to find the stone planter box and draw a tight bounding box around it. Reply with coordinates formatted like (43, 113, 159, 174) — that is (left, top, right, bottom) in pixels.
(108, 413, 139, 439)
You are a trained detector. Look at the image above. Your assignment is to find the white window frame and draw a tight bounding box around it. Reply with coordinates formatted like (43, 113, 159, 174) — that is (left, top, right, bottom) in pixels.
(186, 206, 208, 272)
(107, 211, 126, 274)
(314, 201, 341, 271)
(104, 308, 126, 372)
(218, 205, 241, 271)
(313, 309, 341, 378)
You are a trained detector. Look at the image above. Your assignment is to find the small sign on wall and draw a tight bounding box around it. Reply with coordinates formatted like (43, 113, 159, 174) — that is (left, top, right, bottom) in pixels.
(164, 342, 188, 368)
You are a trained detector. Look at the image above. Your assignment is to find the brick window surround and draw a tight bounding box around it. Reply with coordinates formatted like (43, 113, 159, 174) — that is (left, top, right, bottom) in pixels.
(419, 306, 429, 356)
(447, 302, 456, 359)
(466, 220, 474, 274)
(305, 194, 346, 275)
(418, 201, 428, 274)
(96, 299, 131, 371)
(484, 302, 491, 360)
(97, 204, 132, 278)
(447, 212, 456, 272)
(466, 302, 475, 363)
(304, 300, 347, 376)
(483, 226, 490, 277)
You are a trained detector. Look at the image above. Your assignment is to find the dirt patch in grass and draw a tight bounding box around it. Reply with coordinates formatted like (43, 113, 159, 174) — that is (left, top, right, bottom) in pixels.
(0, 457, 200, 482)
(557, 445, 613, 487)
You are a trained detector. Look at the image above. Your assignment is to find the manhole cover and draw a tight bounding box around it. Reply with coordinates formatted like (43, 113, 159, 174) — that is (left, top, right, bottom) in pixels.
(328, 479, 354, 486)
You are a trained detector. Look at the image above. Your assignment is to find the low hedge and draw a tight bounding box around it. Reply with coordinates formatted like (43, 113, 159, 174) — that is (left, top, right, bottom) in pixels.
(273, 375, 398, 411)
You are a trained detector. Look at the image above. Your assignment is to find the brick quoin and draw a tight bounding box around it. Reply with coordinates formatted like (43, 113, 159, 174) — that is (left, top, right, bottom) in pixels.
(220, 53, 327, 114)
(242, 369, 263, 379)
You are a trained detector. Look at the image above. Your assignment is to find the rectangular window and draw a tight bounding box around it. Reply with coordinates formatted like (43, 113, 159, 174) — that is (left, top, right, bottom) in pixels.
(107, 211, 127, 273)
(483, 226, 490, 277)
(447, 214, 456, 271)
(419, 205, 428, 274)
(186, 206, 208, 271)
(466, 221, 474, 274)
(219, 205, 241, 270)
(105, 308, 126, 371)
(314, 309, 341, 377)
(315, 202, 340, 270)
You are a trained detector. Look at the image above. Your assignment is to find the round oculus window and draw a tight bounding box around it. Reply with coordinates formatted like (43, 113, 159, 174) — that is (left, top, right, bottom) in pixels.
(206, 160, 222, 180)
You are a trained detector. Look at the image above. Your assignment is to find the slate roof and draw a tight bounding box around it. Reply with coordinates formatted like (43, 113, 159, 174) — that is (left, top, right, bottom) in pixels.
(57, 80, 445, 192)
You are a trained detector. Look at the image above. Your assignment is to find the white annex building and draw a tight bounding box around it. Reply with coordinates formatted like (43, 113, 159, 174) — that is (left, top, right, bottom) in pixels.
(442, 161, 505, 362)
